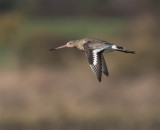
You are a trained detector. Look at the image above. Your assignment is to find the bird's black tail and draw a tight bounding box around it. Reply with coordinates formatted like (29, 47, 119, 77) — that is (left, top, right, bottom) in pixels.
(116, 46, 135, 54)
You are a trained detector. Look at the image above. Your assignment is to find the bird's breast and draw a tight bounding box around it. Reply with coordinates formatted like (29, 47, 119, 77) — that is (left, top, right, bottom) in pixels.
(77, 44, 85, 51)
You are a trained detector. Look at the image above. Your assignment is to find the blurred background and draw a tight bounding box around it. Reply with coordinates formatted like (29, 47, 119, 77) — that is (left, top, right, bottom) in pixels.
(0, 0, 160, 129)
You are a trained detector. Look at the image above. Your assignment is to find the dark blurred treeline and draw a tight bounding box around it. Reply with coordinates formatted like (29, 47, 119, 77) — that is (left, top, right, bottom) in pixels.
(0, 0, 159, 16)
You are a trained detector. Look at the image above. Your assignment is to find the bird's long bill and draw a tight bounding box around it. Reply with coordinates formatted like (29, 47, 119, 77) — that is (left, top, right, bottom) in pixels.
(49, 45, 67, 51)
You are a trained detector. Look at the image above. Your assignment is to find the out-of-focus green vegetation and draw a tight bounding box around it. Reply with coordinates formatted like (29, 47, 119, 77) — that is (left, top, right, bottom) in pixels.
(0, 0, 160, 129)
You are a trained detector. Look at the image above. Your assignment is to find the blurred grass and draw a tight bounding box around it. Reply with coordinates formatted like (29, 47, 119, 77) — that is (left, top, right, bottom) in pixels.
(0, 68, 160, 130)
(0, 14, 132, 68)
(24, 17, 127, 37)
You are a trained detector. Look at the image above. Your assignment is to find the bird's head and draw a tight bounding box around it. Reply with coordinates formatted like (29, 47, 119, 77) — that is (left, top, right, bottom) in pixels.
(66, 40, 76, 48)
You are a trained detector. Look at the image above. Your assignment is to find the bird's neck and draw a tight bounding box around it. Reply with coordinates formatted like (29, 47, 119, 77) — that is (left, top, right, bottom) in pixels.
(77, 44, 84, 51)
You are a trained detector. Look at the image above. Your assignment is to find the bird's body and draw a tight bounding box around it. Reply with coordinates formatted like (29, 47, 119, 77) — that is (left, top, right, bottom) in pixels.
(50, 38, 135, 82)
(66, 38, 112, 51)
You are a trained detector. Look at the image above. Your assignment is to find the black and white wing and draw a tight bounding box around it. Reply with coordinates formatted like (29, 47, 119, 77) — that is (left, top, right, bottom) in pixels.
(101, 55, 109, 76)
(83, 44, 103, 82)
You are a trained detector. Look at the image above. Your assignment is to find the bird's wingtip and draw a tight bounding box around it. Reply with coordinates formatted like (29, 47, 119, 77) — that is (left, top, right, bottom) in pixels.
(98, 78, 101, 82)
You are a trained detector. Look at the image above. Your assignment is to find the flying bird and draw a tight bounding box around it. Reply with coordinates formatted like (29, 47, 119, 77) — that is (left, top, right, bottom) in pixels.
(50, 38, 135, 82)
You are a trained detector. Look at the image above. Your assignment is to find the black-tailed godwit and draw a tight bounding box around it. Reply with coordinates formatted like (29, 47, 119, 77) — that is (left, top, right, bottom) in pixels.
(50, 38, 135, 82)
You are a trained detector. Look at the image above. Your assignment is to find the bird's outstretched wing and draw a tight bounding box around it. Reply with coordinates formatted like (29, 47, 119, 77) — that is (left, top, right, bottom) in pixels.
(101, 55, 109, 76)
(83, 43, 103, 82)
